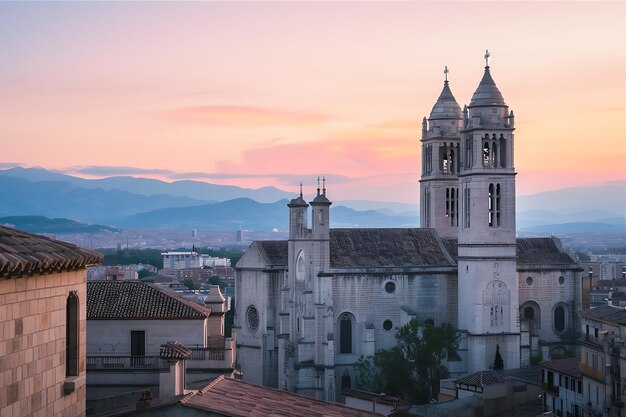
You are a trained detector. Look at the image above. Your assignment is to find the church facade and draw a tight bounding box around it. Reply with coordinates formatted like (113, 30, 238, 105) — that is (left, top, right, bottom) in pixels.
(234, 55, 583, 402)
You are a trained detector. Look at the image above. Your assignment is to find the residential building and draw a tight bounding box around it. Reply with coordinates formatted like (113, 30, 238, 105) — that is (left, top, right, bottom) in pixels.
(541, 357, 584, 417)
(0, 225, 102, 417)
(579, 305, 626, 417)
(86, 281, 235, 392)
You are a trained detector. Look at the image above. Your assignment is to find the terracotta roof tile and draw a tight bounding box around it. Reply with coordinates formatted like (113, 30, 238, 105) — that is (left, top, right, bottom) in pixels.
(0, 225, 102, 278)
(87, 281, 211, 320)
(181, 376, 383, 417)
(160, 341, 192, 360)
(540, 357, 581, 379)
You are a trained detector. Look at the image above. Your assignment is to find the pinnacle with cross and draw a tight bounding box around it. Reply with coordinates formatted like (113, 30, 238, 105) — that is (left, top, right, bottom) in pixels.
(484, 50, 490, 67)
(444, 66, 449, 82)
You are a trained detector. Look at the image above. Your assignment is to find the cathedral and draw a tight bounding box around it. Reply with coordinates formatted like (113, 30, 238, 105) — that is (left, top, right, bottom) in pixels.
(234, 53, 583, 402)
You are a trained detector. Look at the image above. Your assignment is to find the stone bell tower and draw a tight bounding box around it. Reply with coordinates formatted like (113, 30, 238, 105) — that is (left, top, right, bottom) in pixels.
(457, 51, 520, 372)
(420, 66, 463, 238)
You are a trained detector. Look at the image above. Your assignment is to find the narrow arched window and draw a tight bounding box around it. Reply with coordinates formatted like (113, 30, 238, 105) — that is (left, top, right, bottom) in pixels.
(492, 142, 498, 167)
(339, 315, 352, 354)
(483, 142, 490, 167)
(488, 183, 495, 227)
(554, 305, 565, 333)
(66, 292, 79, 377)
(495, 184, 501, 226)
(450, 188, 455, 226)
(445, 188, 450, 217)
(499, 134, 506, 167)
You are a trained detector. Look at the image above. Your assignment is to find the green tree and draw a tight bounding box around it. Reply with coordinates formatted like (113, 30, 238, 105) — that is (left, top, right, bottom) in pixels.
(224, 298, 235, 337)
(353, 355, 383, 393)
(374, 319, 459, 404)
(182, 279, 195, 290)
(493, 344, 504, 370)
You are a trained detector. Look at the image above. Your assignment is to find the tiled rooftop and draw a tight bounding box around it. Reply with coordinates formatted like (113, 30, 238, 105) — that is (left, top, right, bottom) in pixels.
(0, 225, 102, 278)
(455, 370, 506, 387)
(181, 375, 383, 417)
(540, 357, 581, 379)
(580, 304, 626, 325)
(87, 280, 211, 320)
(160, 341, 192, 360)
(252, 232, 578, 270)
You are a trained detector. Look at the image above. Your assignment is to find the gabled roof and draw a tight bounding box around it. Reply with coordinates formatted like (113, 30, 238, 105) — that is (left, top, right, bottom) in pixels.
(0, 225, 102, 278)
(516, 238, 578, 266)
(455, 370, 506, 387)
(87, 280, 211, 320)
(330, 228, 453, 268)
(257, 240, 289, 266)
(181, 375, 382, 417)
(580, 304, 626, 325)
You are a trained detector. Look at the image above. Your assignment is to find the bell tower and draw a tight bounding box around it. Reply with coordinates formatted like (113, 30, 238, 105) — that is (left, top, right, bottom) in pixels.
(457, 51, 520, 372)
(419, 66, 462, 238)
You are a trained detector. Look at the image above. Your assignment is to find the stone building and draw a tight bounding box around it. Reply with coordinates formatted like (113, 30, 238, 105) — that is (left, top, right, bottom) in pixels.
(234, 54, 583, 402)
(0, 225, 102, 417)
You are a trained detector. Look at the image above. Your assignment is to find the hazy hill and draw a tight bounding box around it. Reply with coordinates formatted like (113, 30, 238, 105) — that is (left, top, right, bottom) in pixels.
(0, 167, 291, 203)
(0, 215, 119, 234)
(117, 199, 419, 231)
(0, 175, 206, 223)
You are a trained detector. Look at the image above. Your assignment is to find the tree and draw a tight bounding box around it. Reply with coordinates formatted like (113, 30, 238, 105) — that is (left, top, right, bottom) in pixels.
(353, 355, 383, 393)
(182, 279, 195, 290)
(224, 298, 235, 337)
(493, 344, 504, 370)
(354, 319, 460, 405)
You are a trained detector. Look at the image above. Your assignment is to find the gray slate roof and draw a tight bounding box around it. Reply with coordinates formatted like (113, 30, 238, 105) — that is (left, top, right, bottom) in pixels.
(0, 225, 102, 278)
(580, 304, 626, 325)
(257, 240, 288, 266)
(87, 280, 211, 320)
(516, 238, 577, 265)
(252, 231, 578, 269)
(455, 370, 506, 387)
(541, 357, 581, 378)
(330, 228, 453, 268)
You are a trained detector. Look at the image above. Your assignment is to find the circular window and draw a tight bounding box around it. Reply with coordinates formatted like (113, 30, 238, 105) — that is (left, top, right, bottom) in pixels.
(246, 305, 259, 332)
(384, 281, 396, 294)
(559, 276, 565, 285)
(526, 276, 533, 286)
(425, 318, 435, 326)
(383, 320, 393, 331)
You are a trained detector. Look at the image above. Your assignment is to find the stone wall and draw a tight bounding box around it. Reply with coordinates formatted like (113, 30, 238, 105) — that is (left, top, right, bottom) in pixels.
(0, 269, 87, 417)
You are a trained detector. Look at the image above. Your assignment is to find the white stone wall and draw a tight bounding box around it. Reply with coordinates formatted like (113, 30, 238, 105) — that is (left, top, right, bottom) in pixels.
(87, 319, 207, 355)
(0, 270, 87, 417)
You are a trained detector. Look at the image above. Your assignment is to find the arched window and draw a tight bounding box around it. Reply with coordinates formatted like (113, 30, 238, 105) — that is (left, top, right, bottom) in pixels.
(488, 183, 494, 227)
(524, 307, 535, 320)
(520, 301, 541, 335)
(483, 142, 490, 167)
(495, 184, 501, 226)
(491, 142, 498, 167)
(464, 187, 471, 228)
(499, 135, 506, 167)
(483, 281, 510, 330)
(445, 188, 450, 217)
(341, 371, 351, 390)
(339, 314, 353, 354)
(554, 305, 566, 334)
(450, 188, 456, 226)
(66, 292, 79, 377)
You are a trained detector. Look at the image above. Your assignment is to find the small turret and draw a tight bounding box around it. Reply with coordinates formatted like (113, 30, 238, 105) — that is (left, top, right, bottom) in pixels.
(288, 182, 308, 239)
(310, 177, 331, 240)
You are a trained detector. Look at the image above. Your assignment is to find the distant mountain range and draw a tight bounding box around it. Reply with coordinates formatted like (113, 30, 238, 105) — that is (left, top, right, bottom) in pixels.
(0, 167, 623, 233)
(0, 216, 119, 234)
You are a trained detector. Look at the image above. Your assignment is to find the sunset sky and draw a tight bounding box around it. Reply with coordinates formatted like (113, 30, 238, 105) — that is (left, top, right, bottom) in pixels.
(1, 1, 624, 204)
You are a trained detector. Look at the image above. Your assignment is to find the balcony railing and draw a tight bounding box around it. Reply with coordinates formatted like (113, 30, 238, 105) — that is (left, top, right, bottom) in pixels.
(542, 383, 559, 396)
(578, 362, 605, 380)
(189, 347, 226, 361)
(86, 356, 163, 370)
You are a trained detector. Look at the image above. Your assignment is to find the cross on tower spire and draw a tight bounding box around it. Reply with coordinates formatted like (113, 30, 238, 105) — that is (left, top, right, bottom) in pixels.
(484, 50, 490, 67)
(299, 181, 303, 198)
(444, 65, 449, 82)
(316, 176, 321, 196)
(322, 177, 326, 196)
